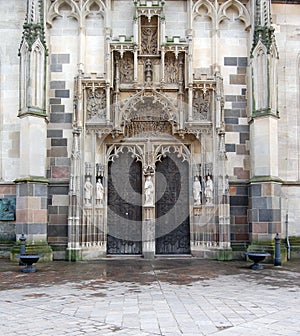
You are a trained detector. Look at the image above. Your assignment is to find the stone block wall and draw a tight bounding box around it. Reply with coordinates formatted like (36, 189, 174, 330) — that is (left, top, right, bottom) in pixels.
(223, 56, 250, 246)
(229, 184, 249, 247)
(47, 53, 72, 251)
(248, 182, 282, 241)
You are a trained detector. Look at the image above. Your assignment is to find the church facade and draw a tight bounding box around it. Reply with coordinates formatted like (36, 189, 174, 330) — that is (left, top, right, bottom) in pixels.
(0, 0, 299, 260)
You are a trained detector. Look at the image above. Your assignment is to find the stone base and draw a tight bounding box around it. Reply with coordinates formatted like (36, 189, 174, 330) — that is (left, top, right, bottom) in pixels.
(143, 251, 155, 259)
(191, 247, 232, 260)
(217, 248, 233, 261)
(66, 248, 82, 261)
(81, 246, 106, 260)
(10, 241, 53, 262)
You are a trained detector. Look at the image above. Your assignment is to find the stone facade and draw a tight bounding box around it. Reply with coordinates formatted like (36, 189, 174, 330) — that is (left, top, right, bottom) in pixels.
(0, 0, 299, 260)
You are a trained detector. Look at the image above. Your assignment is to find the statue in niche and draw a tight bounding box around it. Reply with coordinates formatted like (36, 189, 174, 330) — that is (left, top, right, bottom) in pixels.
(96, 179, 104, 205)
(0, 198, 16, 221)
(165, 54, 178, 83)
(141, 27, 158, 54)
(204, 176, 214, 205)
(84, 177, 93, 206)
(192, 91, 209, 120)
(193, 176, 202, 206)
(120, 53, 134, 83)
(86, 88, 106, 120)
(144, 175, 154, 206)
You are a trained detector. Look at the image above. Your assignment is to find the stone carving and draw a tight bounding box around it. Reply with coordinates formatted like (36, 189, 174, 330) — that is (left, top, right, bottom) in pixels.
(165, 53, 179, 83)
(84, 177, 93, 206)
(144, 175, 154, 206)
(204, 176, 214, 205)
(119, 52, 134, 83)
(96, 179, 104, 205)
(0, 198, 16, 221)
(124, 120, 172, 137)
(141, 27, 158, 54)
(86, 88, 106, 120)
(141, 15, 158, 55)
(193, 176, 202, 206)
(122, 92, 177, 124)
(193, 90, 210, 120)
(145, 58, 153, 83)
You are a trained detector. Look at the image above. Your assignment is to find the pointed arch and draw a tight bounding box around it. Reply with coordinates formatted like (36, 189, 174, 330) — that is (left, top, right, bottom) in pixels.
(217, 0, 250, 29)
(19, 41, 30, 112)
(119, 90, 178, 127)
(47, 0, 80, 24)
(31, 39, 46, 108)
(192, 0, 216, 27)
(252, 41, 268, 112)
(83, 0, 106, 19)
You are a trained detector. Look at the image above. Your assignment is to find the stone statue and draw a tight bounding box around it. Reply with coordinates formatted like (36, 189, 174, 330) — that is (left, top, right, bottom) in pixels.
(84, 177, 93, 206)
(205, 176, 213, 205)
(193, 176, 202, 206)
(96, 179, 104, 205)
(144, 175, 154, 206)
(120, 54, 134, 83)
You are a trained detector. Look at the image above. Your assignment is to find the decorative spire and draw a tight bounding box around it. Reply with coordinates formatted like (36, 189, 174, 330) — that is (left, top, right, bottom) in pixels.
(19, 0, 46, 53)
(251, 0, 277, 55)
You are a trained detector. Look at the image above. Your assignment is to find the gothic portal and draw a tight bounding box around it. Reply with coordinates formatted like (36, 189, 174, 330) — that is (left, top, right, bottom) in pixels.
(65, 1, 231, 259)
(1, 1, 300, 261)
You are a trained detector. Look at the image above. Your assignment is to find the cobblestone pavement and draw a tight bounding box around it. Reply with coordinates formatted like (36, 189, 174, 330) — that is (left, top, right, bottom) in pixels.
(0, 258, 299, 336)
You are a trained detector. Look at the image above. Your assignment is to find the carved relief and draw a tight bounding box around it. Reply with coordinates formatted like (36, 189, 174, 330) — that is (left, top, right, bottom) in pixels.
(119, 52, 134, 83)
(124, 120, 172, 138)
(192, 90, 210, 121)
(121, 92, 177, 124)
(0, 198, 16, 221)
(86, 88, 106, 120)
(165, 53, 179, 83)
(141, 16, 158, 55)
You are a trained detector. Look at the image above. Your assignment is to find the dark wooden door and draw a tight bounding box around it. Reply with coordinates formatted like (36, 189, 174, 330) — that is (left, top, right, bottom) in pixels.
(107, 151, 142, 254)
(155, 153, 190, 254)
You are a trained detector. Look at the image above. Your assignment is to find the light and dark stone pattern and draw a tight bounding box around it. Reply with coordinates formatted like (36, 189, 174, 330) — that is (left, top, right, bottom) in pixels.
(47, 184, 69, 249)
(229, 184, 249, 246)
(248, 182, 282, 241)
(48, 53, 71, 181)
(15, 182, 48, 236)
(47, 54, 72, 250)
(224, 56, 250, 181)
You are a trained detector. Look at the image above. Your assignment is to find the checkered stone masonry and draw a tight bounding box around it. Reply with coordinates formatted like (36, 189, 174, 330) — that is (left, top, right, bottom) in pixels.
(47, 54, 72, 252)
(224, 57, 250, 247)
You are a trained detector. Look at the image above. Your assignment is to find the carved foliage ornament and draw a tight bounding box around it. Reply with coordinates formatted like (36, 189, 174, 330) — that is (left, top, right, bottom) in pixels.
(141, 16, 158, 55)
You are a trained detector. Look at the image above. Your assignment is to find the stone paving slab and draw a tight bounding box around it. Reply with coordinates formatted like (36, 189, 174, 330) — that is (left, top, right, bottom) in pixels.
(0, 259, 299, 335)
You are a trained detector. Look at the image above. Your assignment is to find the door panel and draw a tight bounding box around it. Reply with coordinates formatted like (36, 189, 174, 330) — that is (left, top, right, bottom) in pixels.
(107, 151, 142, 254)
(155, 153, 190, 254)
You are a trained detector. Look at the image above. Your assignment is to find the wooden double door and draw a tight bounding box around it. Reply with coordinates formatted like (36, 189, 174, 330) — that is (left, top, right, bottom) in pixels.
(107, 150, 190, 255)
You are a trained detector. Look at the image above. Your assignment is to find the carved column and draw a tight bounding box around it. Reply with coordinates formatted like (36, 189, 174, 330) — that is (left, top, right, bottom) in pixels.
(161, 45, 165, 84)
(67, 128, 82, 261)
(142, 142, 155, 259)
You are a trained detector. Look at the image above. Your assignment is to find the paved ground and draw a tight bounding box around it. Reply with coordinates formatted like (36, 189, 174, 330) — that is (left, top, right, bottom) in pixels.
(0, 257, 299, 336)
